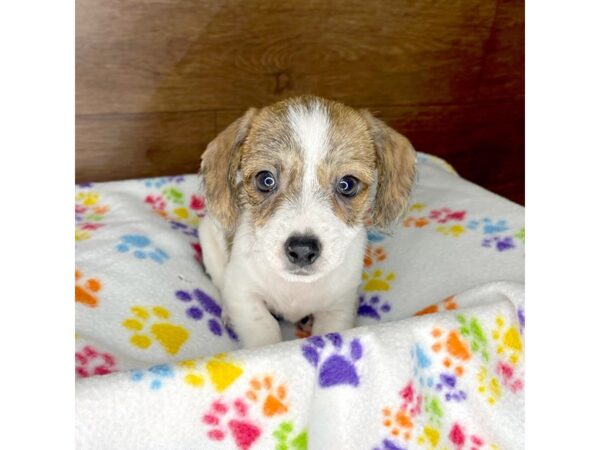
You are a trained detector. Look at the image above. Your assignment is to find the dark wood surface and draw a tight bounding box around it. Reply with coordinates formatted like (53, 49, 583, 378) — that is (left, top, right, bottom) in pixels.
(76, 0, 524, 205)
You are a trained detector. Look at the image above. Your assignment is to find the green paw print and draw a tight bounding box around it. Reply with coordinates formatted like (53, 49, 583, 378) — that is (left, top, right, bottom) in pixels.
(515, 227, 525, 242)
(423, 394, 443, 426)
(273, 421, 308, 450)
(456, 315, 490, 362)
(162, 187, 184, 205)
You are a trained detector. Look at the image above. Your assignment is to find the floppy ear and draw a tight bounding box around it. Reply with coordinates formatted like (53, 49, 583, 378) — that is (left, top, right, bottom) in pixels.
(200, 108, 258, 232)
(360, 110, 416, 228)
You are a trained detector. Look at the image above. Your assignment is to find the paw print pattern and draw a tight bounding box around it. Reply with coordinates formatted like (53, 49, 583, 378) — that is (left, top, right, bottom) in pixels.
(467, 218, 509, 235)
(416, 426, 442, 450)
(373, 438, 407, 450)
(116, 234, 169, 263)
(482, 236, 516, 252)
(409, 203, 427, 212)
(145, 194, 167, 216)
(131, 364, 174, 390)
(430, 328, 471, 376)
(362, 269, 395, 292)
(411, 344, 434, 388)
(434, 373, 467, 402)
(403, 217, 430, 228)
(190, 195, 206, 212)
(143, 176, 184, 188)
(414, 296, 458, 317)
(448, 423, 487, 450)
(456, 315, 490, 362)
(492, 316, 523, 365)
(202, 399, 262, 450)
(477, 366, 502, 405)
(423, 394, 444, 426)
(122, 306, 189, 355)
(174, 289, 237, 340)
(179, 354, 243, 391)
(364, 245, 387, 268)
(75, 345, 116, 377)
(191, 242, 203, 264)
(367, 229, 387, 243)
(496, 361, 524, 393)
(273, 421, 308, 450)
(75, 191, 109, 241)
(357, 294, 391, 320)
(76, 191, 99, 206)
(169, 220, 198, 237)
(436, 224, 466, 237)
(246, 375, 289, 417)
(75, 270, 101, 308)
(162, 187, 185, 205)
(382, 382, 422, 441)
(429, 208, 466, 224)
(514, 227, 525, 242)
(301, 333, 363, 388)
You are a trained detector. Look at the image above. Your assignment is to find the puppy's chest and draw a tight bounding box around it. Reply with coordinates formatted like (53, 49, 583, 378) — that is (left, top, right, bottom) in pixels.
(260, 281, 333, 323)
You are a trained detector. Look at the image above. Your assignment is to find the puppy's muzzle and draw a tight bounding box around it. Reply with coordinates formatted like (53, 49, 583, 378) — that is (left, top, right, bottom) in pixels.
(285, 234, 321, 268)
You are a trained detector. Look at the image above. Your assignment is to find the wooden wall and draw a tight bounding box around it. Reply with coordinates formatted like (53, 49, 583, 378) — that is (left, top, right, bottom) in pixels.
(76, 0, 524, 204)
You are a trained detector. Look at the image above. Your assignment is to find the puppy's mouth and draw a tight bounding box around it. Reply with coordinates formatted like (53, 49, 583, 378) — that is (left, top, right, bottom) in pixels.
(287, 267, 314, 276)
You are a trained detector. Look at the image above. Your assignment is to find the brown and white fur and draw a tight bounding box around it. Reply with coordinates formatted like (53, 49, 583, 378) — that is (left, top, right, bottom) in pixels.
(198, 96, 416, 348)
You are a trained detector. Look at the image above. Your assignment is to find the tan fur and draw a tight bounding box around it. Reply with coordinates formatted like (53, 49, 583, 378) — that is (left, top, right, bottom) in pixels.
(360, 109, 416, 228)
(200, 107, 258, 233)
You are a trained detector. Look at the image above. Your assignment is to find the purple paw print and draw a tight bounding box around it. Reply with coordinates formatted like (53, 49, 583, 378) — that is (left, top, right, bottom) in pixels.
(373, 439, 407, 450)
(482, 236, 516, 252)
(174, 289, 237, 340)
(301, 333, 363, 388)
(435, 373, 467, 402)
(518, 307, 525, 334)
(357, 295, 391, 320)
(169, 220, 198, 238)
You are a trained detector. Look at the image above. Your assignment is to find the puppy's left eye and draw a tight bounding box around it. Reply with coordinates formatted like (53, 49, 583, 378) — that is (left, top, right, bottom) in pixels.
(255, 171, 278, 193)
(336, 175, 359, 197)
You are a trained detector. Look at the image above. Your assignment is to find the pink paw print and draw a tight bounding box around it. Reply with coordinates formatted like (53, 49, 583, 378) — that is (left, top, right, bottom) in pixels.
(145, 194, 167, 213)
(202, 399, 262, 450)
(496, 361, 524, 393)
(190, 195, 205, 212)
(75, 345, 116, 378)
(449, 423, 486, 450)
(429, 208, 466, 224)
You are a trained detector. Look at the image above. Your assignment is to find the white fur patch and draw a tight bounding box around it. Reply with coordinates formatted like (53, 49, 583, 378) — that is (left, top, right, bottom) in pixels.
(288, 100, 330, 205)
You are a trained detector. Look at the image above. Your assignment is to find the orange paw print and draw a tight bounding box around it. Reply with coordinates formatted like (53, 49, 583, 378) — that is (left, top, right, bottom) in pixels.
(403, 216, 430, 228)
(414, 296, 458, 316)
(364, 245, 387, 268)
(75, 270, 101, 308)
(246, 375, 289, 417)
(431, 327, 471, 376)
(382, 407, 414, 441)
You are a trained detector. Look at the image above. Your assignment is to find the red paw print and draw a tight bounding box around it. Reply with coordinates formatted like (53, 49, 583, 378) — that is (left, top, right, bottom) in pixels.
(75, 345, 116, 378)
(145, 195, 167, 214)
(190, 195, 205, 211)
(449, 423, 486, 450)
(202, 399, 261, 450)
(429, 208, 466, 223)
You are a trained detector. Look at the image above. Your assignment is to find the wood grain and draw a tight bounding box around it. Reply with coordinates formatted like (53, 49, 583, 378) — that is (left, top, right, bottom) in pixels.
(76, 0, 524, 204)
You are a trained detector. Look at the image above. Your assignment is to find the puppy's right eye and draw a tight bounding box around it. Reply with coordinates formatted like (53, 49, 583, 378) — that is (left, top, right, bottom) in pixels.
(255, 171, 278, 193)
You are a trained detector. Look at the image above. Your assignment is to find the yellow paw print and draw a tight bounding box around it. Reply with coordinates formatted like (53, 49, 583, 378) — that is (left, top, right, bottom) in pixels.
(477, 366, 502, 405)
(436, 224, 466, 237)
(492, 316, 523, 365)
(76, 192, 100, 206)
(122, 306, 189, 355)
(416, 425, 441, 449)
(362, 269, 395, 292)
(409, 203, 427, 212)
(246, 375, 289, 417)
(75, 229, 91, 241)
(179, 354, 243, 392)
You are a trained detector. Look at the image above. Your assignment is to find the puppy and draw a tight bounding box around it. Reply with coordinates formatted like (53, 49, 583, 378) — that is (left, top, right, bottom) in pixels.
(198, 96, 415, 348)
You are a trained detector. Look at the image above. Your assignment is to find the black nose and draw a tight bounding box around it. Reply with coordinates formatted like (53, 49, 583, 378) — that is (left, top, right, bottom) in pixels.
(285, 235, 321, 267)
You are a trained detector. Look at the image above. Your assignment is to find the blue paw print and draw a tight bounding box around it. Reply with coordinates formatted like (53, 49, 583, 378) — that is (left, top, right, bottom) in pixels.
(301, 333, 363, 388)
(131, 364, 174, 390)
(143, 177, 169, 188)
(116, 234, 169, 263)
(357, 294, 391, 320)
(411, 344, 435, 388)
(169, 220, 198, 238)
(482, 236, 516, 252)
(367, 229, 386, 243)
(468, 217, 509, 234)
(435, 373, 467, 402)
(174, 289, 238, 340)
(373, 439, 407, 450)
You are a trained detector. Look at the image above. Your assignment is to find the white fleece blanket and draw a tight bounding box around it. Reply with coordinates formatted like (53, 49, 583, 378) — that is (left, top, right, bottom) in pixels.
(75, 153, 525, 450)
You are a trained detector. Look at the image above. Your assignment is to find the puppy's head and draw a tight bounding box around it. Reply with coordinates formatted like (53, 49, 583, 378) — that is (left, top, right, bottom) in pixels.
(201, 96, 415, 282)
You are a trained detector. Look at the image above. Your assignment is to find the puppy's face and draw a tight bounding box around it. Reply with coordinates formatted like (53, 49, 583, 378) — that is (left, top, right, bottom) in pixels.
(201, 96, 415, 282)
